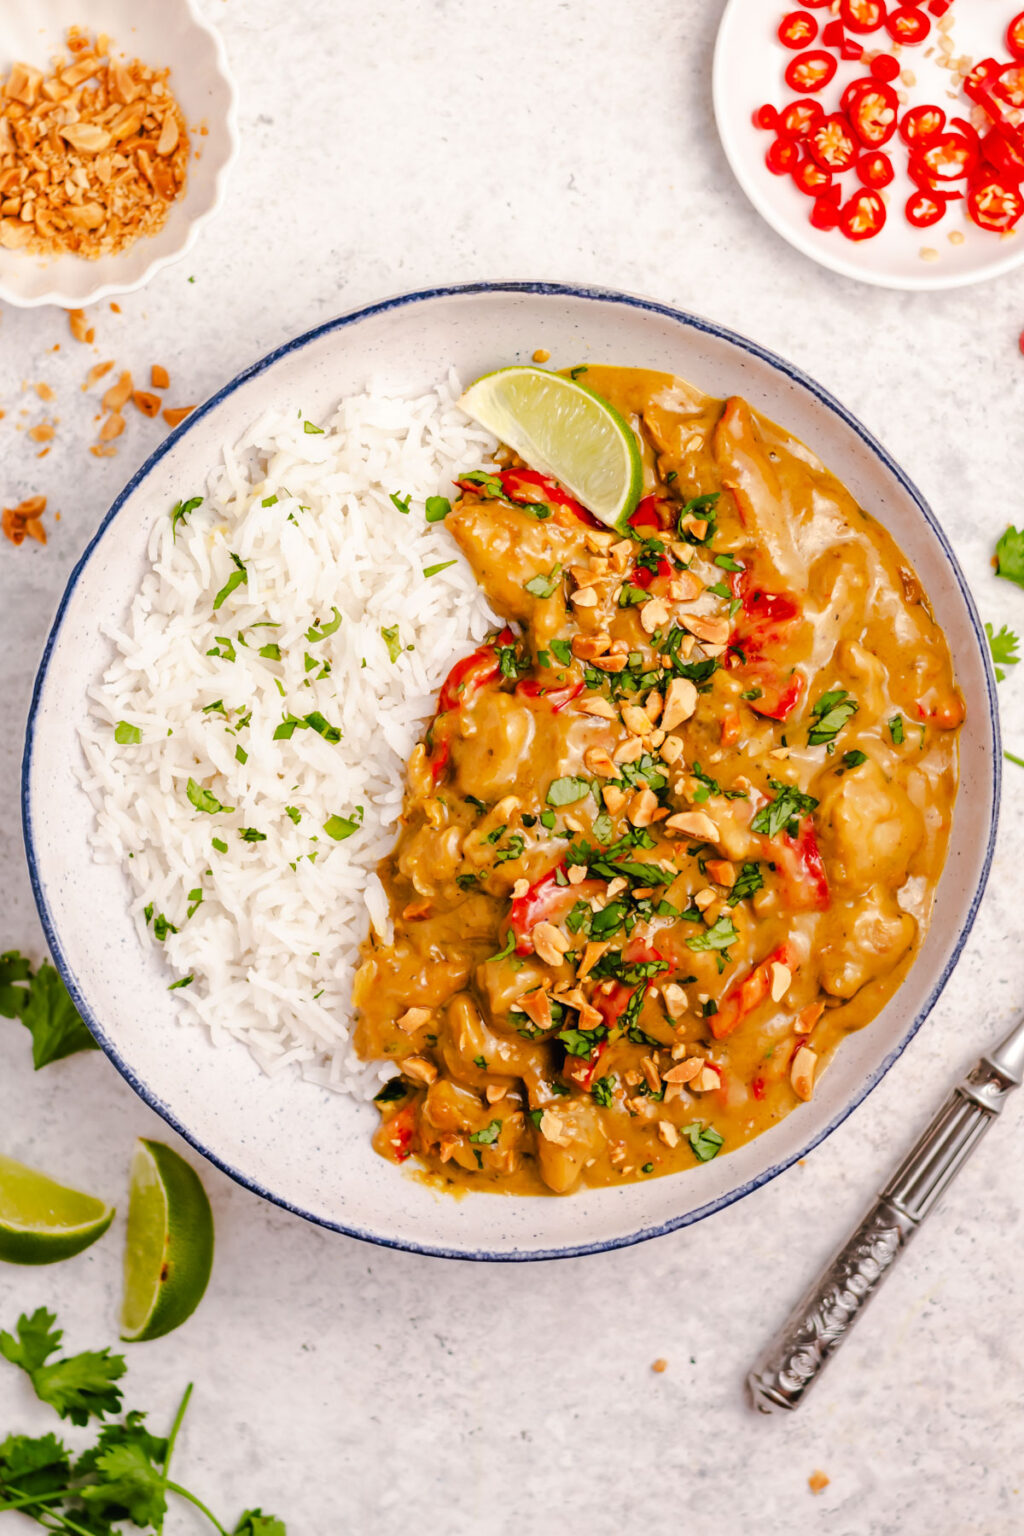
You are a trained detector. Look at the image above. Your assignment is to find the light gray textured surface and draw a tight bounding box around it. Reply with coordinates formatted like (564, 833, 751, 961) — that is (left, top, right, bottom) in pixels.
(1, 2, 1023, 1532)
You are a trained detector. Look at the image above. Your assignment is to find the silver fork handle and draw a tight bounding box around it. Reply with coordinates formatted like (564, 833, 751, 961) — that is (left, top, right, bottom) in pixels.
(748, 1036, 1024, 1414)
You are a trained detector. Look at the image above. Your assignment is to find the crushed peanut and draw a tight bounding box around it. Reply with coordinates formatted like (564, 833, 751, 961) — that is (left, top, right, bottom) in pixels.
(0, 29, 190, 260)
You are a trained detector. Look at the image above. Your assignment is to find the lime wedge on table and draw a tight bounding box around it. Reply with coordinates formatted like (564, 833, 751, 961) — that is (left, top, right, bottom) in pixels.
(460, 365, 643, 531)
(120, 1139, 214, 1342)
(0, 1153, 114, 1266)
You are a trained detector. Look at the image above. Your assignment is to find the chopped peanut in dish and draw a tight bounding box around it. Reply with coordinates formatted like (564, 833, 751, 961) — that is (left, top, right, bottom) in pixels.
(0, 28, 189, 261)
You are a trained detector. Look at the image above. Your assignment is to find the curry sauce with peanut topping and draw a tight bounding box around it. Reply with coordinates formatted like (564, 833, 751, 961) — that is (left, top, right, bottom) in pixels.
(353, 366, 962, 1195)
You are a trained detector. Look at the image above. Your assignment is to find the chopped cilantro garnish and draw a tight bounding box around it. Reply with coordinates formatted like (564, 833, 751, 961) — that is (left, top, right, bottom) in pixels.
(206, 635, 236, 662)
(682, 1121, 724, 1162)
(381, 624, 402, 662)
(487, 929, 516, 962)
(705, 581, 732, 600)
(839, 749, 867, 773)
(591, 1075, 616, 1107)
(685, 915, 738, 954)
(303, 419, 324, 434)
(261, 493, 278, 507)
(212, 837, 228, 852)
(212, 552, 247, 611)
(714, 553, 743, 572)
(469, 1119, 502, 1145)
(323, 807, 363, 841)
(285, 806, 301, 824)
(557, 1025, 607, 1057)
(152, 913, 177, 942)
(807, 688, 858, 747)
(549, 637, 573, 666)
(374, 1077, 408, 1103)
(186, 778, 233, 815)
(239, 828, 266, 842)
(305, 607, 342, 643)
(889, 714, 905, 745)
(547, 776, 590, 807)
(618, 583, 648, 608)
(168, 975, 193, 990)
(524, 565, 562, 599)
(170, 495, 202, 538)
(750, 778, 819, 840)
(423, 560, 457, 578)
(727, 861, 764, 906)
(258, 643, 281, 661)
(425, 495, 451, 523)
(569, 365, 588, 379)
(389, 491, 411, 514)
(114, 721, 141, 745)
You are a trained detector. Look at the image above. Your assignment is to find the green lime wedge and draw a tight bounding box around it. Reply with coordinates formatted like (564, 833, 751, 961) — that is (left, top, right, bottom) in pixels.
(0, 1153, 114, 1266)
(459, 365, 643, 531)
(120, 1139, 214, 1343)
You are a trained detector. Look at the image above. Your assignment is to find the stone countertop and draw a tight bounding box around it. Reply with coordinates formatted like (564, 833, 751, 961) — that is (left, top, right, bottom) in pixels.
(1, 2, 1023, 1532)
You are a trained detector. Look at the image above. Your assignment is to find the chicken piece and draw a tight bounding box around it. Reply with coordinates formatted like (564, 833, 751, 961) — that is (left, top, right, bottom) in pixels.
(447, 499, 588, 648)
(450, 690, 535, 802)
(817, 885, 917, 999)
(438, 992, 538, 1083)
(817, 757, 924, 890)
(534, 1097, 607, 1194)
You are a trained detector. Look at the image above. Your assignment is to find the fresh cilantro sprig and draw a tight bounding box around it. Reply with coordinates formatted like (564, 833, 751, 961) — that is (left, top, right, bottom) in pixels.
(0, 1311, 287, 1533)
(995, 525, 1024, 588)
(0, 954, 96, 1070)
(750, 779, 819, 840)
(986, 622, 1020, 683)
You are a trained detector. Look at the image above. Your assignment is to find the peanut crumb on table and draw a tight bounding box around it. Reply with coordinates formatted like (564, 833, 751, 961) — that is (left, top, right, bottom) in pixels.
(808, 1471, 830, 1495)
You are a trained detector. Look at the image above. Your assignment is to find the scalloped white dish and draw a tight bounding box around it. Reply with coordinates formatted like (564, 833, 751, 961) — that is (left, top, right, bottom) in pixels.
(0, 0, 237, 308)
(714, 0, 1024, 291)
(22, 283, 1000, 1260)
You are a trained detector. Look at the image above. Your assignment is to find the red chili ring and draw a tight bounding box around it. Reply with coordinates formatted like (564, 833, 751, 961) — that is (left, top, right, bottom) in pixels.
(778, 98, 825, 138)
(778, 10, 819, 48)
(857, 149, 894, 188)
(870, 53, 900, 82)
(839, 188, 887, 240)
(840, 0, 887, 34)
(906, 190, 946, 227)
(766, 136, 801, 175)
(784, 50, 838, 93)
(886, 5, 931, 45)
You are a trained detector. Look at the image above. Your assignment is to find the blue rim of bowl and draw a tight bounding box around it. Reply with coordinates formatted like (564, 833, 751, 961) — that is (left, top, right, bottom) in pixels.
(21, 280, 1002, 1262)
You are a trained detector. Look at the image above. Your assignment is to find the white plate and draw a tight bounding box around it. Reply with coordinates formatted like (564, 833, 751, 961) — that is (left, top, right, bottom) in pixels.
(714, 0, 1024, 290)
(0, 0, 237, 307)
(22, 283, 1000, 1259)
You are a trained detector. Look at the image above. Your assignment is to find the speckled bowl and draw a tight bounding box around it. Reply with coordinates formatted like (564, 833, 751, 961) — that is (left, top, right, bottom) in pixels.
(0, 0, 237, 308)
(22, 283, 1000, 1260)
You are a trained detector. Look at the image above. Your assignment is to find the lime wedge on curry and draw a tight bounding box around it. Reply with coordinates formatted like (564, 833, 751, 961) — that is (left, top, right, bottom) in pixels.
(460, 365, 643, 531)
(120, 1139, 214, 1342)
(0, 1153, 114, 1265)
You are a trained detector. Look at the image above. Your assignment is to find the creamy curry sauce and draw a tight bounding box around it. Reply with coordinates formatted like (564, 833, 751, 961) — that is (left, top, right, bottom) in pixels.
(353, 366, 962, 1195)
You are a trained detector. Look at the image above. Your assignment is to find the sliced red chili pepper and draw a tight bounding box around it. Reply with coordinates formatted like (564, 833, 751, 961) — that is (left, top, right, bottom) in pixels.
(927, 0, 951, 13)
(379, 1102, 418, 1163)
(1008, 12, 1024, 62)
(840, 0, 886, 34)
(857, 149, 894, 188)
(775, 822, 831, 912)
(710, 942, 799, 1040)
(916, 131, 977, 182)
(784, 50, 837, 93)
(964, 59, 1003, 107)
(840, 36, 865, 61)
(778, 98, 824, 138)
(802, 0, 832, 6)
(841, 76, 876, 115)
(870, 53, 900, 82)
(627, 495, 663, 531)
(885, 5, 930, 44)
(848, 81, 899, 146)
(561, 1039, 607, 1092)
(982, 127, 1024, 184)
(753, 103, 779, 131)
(839, 187, 887, 239)
(968, 176, 1024, 233)
(810, 193, 841, 229)
(778, 10, 819, 48)
(497, 468, 591, 522)
(808, 113, 859, 171)
(751, 1076, 767, 1101)
(822, 18, 845, 46)
(514, 678, 584, 712)
(435, 630, 510, 715)
(900, 103, 946, 146)
(793, 155, 832, 195)
(508, 868, 604, 956)
(905, 190, 946, 227)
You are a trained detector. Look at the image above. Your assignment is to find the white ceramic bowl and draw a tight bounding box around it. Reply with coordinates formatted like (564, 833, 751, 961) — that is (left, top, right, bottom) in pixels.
(714, 0, 1024, 291)
(0, 0, 237, 308)
(22, 283, 1001, 1260)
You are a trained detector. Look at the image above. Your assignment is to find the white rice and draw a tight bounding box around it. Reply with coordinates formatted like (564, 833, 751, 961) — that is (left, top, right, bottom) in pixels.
(79, 370, 498, 1094)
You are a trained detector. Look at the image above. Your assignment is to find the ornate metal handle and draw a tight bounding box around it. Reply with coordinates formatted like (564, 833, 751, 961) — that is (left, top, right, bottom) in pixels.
(748, 1025, 1024, 1414)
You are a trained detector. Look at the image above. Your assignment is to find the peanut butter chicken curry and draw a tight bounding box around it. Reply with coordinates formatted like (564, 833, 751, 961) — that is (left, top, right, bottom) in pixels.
(354, 366, 962, 1196)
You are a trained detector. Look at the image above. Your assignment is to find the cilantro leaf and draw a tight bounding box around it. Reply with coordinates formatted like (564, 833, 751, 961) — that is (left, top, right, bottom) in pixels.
(389, 491, 411, 514)
(423, 560, 457, 578)
(323, 807, 363, 841)
(888, 714, 904, 745)
(469, 1119, 502, 1145)
(170, 496, 202, 539)
(16, 962, 97, 1069)
(995, 525, 1024, 588)
(373, 1078, 408, 1104)
(114, 721, 141, 745)
(0, 950, 31, 1019)
(750, 778, 819, 840)
(682, 1120, 724, 1162)
(986, 621, 1020, 683)
(1, 1311, 125, 1426)
(187, 778, 233, 815)
(727, 861, 764, 906)
(807, 688, 858, 747)
(305, 606, 342, 643)
(381, 624, 402, 663)
(212, 553, 248, 610)
(79, 1437, 167, 1526)
(0, 1430, 71, 1500)
(424, 496, 451, 523)
(524, 565, 562, 599)
(546, 776, 590, 807)
(685, 915, 739, 954)
(233, 1511, 288, 1536)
